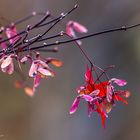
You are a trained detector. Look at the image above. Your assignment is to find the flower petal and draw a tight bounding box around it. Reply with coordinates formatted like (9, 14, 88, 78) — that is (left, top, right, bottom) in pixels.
(38, 60, 49, 68)
(110, 78, 127, 86)
(97, 107, 106, 128)
(34, 74, 41, 88)
(114, 90, 131, 98)
(29, 61, 38, 77)
(20, 56, 28, 63)
(1, 60, 14, 74)
(70, 96, 81, 114)
(38, 67, 55, 77)
(1, 42, 7, 49)
(66, 21, 83, 45)
(7, 62, 14, 74)
(67, 21, 88, 33)
(73, 21, 88, 33)
(114, 95, 128, 104)
(5, 26, 19, 44)
(104, 102, 113, 114)
(88, 102, 94, 117)
(85, 65, 94, 84)
(122, 90, 131, 98)
(90, 89, 100, 96)
(66, 24, 75, 37)
(106, 85, 113, 102)
(1, 56, 12, 69)
(33, 74, 41, 93)
(80, 94, 93, 102)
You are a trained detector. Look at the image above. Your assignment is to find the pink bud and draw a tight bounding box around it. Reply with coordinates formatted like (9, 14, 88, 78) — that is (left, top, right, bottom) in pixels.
(5, 26, 19, 44)
(106, 85, 113, 102)
(73, 21, 88, 33)
(66, 21, 88, 45)
(70, 96, 81, 114)
(110, 78, 127, 86)
(33, 74, 41, 93)
(29, 61, 38, 77)
(1, 56, 12, 69)
(20, 56, 28, 63)
(67, 21, 88, 34)
(80, 94, 93, 102)
(85, 65, 94, 84)
(1, 61, 14, 74)
(1, 55, 14, 74)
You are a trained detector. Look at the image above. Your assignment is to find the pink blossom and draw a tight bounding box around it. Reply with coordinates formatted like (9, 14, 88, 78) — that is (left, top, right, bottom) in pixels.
(106, 85, 113, 103)
(70, 96, 80, 114)
(110, 78, 127, 86)
(5, 25, 19, 44)
(0, 54, 15, 75)
(70, 94, 95, 114)
(20, 56, 28, 63)
(66, 21, 88, 45)
(33, 74, 41, 93)
(29, 59, 55, 95)
(29, 60, 55, 78)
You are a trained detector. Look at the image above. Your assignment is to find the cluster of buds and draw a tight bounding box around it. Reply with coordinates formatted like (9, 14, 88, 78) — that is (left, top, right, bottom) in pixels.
(0, 5, 87, 96)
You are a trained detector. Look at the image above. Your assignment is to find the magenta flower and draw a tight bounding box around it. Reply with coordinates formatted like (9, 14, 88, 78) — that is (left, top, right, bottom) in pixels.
(0, 54, 16, 74)
(20, 56, 28, 63)
(5, 25, 20, 44)
(70, 90, 99, 114)
(29, 59, 55, 95)
(109, 78, 127, 86)
(29, 60, 55, 77)
(66, 21, 88, 45)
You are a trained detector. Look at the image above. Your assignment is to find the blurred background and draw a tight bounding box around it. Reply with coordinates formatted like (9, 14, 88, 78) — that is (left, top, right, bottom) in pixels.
(0, 0, 140, 140)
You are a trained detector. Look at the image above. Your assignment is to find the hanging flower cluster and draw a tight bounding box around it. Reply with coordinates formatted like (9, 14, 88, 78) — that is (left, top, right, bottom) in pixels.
(0, 4, 132, 127)
(70, 65, 130, 127)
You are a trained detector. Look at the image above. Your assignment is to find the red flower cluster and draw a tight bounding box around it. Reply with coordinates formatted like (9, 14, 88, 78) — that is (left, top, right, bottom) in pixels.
(70, 65, 130, 127)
